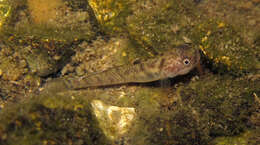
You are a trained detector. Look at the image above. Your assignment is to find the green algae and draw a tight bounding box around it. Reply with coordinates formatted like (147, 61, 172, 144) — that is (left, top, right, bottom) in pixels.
(197, 0, 260, 46)
(179, 74, 259, 136)
(193, 0, 260, 74)
(1, 72, 259, 145)
(0, 35, 73, 103)
(0, 52, 27, 81)
(130, 107, 210, 145)
(0, 94, 110, 145)
(23, 46, 61, 77)
(0, 40, 30, 102)
(88, 0, 135, 35)
(126, 74, 259, 145)
(116, 38, 153, 64)
(126, 0, 198, 54)
(0, 0, 11, 28)
(21, 41, 73, 77)
(192, 20, 259, 74)
(212, 130, 260, 145)
(2, 0, 98, 43)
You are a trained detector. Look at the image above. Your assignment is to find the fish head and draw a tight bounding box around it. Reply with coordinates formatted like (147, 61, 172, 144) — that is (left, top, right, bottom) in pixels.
(161, 44, 200, 78)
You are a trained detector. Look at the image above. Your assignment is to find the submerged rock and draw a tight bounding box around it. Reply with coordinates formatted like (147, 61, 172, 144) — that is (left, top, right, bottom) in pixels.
(0, 36, 73, 104)
(0, 72, 259, 145)
(0, 41, 40, 103)
(0, 94, 111, 145)
(194, 20, 260, 74)
(3, 0, 98, 42)
(91, 100, 136, 141)
(22, 44, 73, 77)
(89, 0, 260, 74)
(88, 0, 135, 34)
(126, 74, 259, 145)
(212, 130, 260, 145)
(0, 0, 96, 103)
(0, 0, 11, 29)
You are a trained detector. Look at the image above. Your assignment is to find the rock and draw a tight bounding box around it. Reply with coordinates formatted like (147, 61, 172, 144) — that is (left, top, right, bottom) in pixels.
(0, 0, 11, 29)
(23, 46, 59, 77)
(212, 130, 260, 145)
(91, 100, 136, 141)
(0, 93, 110, 145)
(4, 0, 98, 42)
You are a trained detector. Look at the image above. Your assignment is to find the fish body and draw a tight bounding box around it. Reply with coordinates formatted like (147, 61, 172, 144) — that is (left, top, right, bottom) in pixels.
(43, 44, 200, 91)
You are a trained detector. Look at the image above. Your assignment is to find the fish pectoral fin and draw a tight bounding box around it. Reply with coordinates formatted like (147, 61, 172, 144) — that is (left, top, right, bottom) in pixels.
(159, 78, 172, 88)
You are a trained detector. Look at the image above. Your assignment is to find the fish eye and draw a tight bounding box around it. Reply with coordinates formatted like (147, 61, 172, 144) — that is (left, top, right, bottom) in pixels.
(183, 58, 190, 65)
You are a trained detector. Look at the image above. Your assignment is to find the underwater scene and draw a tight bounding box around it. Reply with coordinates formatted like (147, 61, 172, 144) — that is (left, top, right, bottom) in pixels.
(0, 0, 259, 144)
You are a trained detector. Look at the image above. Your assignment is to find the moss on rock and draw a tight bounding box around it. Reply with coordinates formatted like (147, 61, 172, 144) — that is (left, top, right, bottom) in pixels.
(0, 0, 11, 29)
(179, 74, 259, 136)
(126, 0, 198, 54)
(3, 0, 98, 42)
(193, 20, 259, 74)
(88, 0, 135, 34)
(0, 93, 110, 145)
(212, 130, 260, 145)
(126, 74, 259, 145)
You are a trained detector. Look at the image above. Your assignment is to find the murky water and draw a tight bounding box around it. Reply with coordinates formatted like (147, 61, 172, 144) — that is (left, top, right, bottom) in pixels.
(0, 0, 259, 145)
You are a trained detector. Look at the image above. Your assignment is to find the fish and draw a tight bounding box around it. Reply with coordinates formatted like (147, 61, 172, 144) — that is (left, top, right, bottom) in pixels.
(41, 44, 200, 92)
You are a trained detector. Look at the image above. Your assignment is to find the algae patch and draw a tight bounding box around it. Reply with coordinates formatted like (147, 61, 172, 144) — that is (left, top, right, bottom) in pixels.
(4, 0, 97, 42)
(194, 20, 259, 74)
(0, 94, 111, 145)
